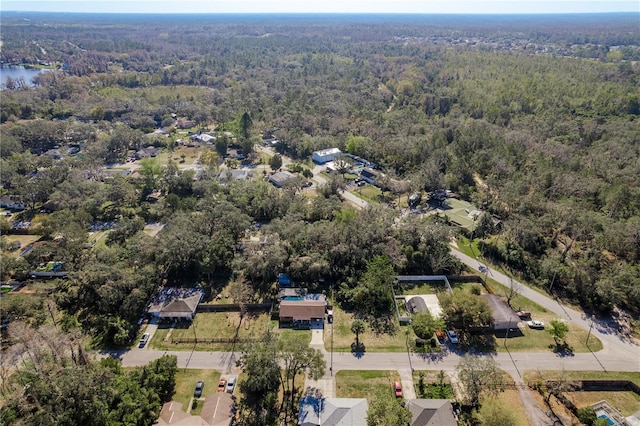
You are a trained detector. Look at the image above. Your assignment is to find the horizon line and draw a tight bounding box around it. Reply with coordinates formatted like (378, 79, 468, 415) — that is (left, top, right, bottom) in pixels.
(3, 10, 640, 15)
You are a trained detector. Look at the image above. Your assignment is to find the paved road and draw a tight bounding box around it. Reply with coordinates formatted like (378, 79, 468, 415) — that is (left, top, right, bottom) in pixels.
(310, 164, 370, 209)
(450, 246, 640, 364)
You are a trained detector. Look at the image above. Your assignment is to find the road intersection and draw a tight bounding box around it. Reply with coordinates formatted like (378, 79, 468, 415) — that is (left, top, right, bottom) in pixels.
(109, 156, 639, 424)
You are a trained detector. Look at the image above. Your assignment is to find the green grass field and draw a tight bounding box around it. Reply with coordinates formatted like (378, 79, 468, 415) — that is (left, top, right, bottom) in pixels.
(352, 184, 382, 204)
(325, 305, 416, 353)
(151, 312, 272, 351)
(335, 370, 400, 399)
(172, 369, 221, 416)
(155, 146, 200, 167)
(151, 314, 311, 351)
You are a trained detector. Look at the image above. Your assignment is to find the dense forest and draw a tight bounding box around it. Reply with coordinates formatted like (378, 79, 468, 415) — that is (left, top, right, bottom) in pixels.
(1, 12, 639, 421)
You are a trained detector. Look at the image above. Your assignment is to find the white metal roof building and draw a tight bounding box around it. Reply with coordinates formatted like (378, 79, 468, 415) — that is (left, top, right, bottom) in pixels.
(312, 148, 342, 163)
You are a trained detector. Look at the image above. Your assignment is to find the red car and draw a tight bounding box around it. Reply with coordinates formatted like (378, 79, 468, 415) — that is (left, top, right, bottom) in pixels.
(394, 381, 403, 398)
(217, 379, 227, 392)
(435, 328, 445, 341)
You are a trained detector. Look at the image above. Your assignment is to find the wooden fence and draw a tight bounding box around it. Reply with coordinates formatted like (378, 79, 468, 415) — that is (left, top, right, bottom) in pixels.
(196, 302, 272, 313)
(171, 337, 257, 344)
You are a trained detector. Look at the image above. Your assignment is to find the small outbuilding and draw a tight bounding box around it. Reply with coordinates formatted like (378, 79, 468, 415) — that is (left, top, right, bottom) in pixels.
(312, 148, 342, 164)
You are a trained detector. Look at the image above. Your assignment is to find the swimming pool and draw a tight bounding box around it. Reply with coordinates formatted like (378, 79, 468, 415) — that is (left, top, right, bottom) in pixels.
(597, 415, 615, 426)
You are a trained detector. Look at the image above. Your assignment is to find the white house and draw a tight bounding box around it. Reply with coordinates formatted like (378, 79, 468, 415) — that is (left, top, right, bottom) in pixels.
(312, 148, 342, 164)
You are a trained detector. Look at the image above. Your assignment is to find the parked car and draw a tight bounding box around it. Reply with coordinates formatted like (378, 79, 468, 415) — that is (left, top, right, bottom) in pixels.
(516, 311, 532, 320)
(139, 333, 150, 348)
(527, 320, 545, 329)
(446, 329, 459, 344)
(226, 376, 237, 394)
(394, 381, 403, 398)
(194, 380, 205, 397)
(217, 379, 227, 392)
(435, 328, 445, 341)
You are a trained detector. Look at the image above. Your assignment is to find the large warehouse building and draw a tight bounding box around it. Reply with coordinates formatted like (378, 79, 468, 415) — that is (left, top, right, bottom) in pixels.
(312, 148, 342, 163)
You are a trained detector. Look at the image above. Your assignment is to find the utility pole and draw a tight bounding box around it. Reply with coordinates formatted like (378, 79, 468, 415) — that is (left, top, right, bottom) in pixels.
(330, 284, 334, 376)
(586, 316, 594, 345)
(548, 269, 558, 294)
(504, 318, 512, 347)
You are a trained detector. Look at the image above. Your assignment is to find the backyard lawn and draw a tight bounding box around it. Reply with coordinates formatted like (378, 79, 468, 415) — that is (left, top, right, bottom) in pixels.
(493, 389, 532, 426)
(335, 370, 400, 400)
(525, 371, 640, 422)
(1, 234, 41, 257)
(412, 370, 454, 399)
(566, 390, 640, 416)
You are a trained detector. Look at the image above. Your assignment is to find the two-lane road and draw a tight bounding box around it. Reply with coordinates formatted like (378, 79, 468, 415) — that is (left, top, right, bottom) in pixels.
(450, 246, 640, 364)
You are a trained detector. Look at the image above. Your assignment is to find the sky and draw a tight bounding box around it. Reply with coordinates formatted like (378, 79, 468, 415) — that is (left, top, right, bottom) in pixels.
(2, 0, 639, 14)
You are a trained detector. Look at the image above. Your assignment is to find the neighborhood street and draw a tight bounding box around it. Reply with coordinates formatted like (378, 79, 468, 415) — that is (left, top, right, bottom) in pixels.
(115, 340, 638, 375)
(450, 247, 640, 362)
(109, 152, 638, 425)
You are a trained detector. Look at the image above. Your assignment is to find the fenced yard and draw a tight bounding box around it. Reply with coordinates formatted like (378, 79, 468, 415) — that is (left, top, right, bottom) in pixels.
(151, 312, 271, 351)
(151, 312, 311, 351)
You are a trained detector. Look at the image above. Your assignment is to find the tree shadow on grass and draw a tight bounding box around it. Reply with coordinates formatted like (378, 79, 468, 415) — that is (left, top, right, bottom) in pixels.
(550, 342, 574, 357)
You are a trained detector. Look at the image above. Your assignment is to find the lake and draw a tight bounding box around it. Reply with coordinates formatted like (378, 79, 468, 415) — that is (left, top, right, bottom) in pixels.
(0, 65, 51, 88)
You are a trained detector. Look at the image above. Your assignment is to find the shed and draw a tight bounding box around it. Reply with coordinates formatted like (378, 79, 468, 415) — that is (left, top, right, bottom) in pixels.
(312, 148, 342, 164)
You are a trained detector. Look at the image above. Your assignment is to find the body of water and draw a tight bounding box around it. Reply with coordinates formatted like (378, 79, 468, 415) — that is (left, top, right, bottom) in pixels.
(0, 65, 51, 88)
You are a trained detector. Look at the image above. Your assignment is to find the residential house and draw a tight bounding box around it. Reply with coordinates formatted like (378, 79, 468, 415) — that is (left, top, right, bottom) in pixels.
(0, 196, 26, 211)
(192, 133, 215, 143)
(269, 171, 296, 188)
(279, 300, 326, 329)
(218, 169, 252, 183)
(158, 392, 234, 425)
(406, 399, 457, 426)
(176, 118, 196, 129)
(298, 397, 368, 426)
(135, 146, 160, 160)
(146, 287, 204, 322)
(359, 168, 379, 185)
